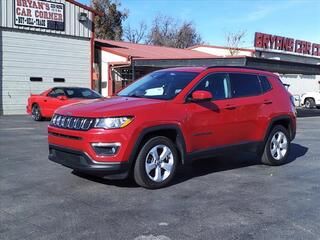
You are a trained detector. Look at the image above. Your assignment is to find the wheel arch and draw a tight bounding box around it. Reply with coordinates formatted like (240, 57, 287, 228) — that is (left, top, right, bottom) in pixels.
(264, 115, 295, 144)
(128, 124, 187, 170)
(31, 102, 39, 108)
(304, 97, 315, 104)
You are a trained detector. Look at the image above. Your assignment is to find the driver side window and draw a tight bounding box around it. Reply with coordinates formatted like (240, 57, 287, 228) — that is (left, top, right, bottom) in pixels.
(48, 88, 65, 98)
(193, 73, 230, 100)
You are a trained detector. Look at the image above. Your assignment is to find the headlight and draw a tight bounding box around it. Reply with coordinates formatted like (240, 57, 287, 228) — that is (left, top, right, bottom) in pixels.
(94, 117, 133, 129)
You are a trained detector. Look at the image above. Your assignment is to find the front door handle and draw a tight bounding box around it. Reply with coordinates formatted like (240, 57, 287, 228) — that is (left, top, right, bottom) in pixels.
(224, 105, 237, 110)
(263, 100, 273, 105)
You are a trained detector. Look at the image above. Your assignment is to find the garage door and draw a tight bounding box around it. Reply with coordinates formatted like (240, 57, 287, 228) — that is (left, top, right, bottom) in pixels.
(1, 29, 90, 115)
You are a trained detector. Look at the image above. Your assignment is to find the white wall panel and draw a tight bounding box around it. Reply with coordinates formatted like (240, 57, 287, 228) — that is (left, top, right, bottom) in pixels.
(1, 29, 90, 115)
(101, 51, 128, 96)
(191, 47, 254, 57)
(280, 74, 320, 97)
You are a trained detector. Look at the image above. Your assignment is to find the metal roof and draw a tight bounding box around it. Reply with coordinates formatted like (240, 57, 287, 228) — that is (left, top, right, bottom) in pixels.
(95, 39, 217, 60)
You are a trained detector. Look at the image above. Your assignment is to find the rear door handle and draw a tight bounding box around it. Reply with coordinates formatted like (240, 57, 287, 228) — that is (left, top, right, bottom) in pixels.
(224, 105, 237, 110)
(263, 100, 273, 105)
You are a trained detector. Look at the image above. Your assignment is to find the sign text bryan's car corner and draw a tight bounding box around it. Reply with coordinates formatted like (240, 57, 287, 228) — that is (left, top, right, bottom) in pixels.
(15, 0, 65, 31)
(255, 32, 320, 57)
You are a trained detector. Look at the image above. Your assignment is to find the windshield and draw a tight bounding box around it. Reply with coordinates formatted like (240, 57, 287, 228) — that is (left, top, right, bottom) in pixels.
(118, 71, 199, 100)
(64, 88, 102, 99)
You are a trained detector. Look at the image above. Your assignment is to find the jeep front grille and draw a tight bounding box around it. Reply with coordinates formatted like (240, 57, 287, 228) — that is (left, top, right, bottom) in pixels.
(50, 114, 96, 131)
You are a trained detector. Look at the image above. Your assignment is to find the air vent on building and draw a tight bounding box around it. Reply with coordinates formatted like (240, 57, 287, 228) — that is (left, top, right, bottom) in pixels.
(53, 78, 65, 82)
(30, 77, 43, 82)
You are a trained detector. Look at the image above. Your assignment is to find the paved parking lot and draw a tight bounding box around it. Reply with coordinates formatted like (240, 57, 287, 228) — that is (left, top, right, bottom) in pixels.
(1, 114, 320, 240)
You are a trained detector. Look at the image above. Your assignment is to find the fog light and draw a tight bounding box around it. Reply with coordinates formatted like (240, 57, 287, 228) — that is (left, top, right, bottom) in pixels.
(91, 143, 121, 156)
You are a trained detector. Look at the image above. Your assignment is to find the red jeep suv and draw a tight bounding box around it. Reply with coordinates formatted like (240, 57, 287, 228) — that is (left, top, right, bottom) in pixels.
(48, 67, 296, 189)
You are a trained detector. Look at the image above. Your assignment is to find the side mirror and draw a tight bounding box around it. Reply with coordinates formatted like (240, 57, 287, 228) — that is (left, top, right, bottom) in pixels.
(190, 90, 213, 102)
(57, 95, 68, 100)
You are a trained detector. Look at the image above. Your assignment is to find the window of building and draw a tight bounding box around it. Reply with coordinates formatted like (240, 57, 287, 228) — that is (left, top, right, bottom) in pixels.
(229, 73, 261, 98)
(193, 73, 230, 100)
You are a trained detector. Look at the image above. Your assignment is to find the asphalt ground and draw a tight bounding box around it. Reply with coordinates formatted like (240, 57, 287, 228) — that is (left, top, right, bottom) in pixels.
(1, 113, 320, 240)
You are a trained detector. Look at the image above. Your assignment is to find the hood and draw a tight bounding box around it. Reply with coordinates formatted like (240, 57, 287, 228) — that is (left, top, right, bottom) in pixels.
(55, 96, 166, 117)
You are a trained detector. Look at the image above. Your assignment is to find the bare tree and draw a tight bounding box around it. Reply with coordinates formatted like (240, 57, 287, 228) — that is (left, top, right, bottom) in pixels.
(146, 15, 176, 46)
(225, 30, 247, 55)
(146, 14, 203, 48)
(93, 0, 128, 40)
(124, 22, 147, 43)
(176, 22, 203, 49)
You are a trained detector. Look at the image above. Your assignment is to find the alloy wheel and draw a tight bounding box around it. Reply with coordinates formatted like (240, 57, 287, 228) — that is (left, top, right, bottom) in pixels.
(32, 106, 40, 120)
(270, 131, 288, 160)
(145, 144, 174, 182)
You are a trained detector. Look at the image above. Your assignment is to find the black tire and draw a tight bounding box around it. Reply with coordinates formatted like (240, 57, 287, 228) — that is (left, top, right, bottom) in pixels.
(31, 104, 43, 121)
(304, 98, 315, 109)
(134, 136, 178, 189)
(261, 125, 291, 166)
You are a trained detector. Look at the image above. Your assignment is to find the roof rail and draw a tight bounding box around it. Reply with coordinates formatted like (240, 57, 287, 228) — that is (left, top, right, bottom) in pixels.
(206, 66, 267, 71)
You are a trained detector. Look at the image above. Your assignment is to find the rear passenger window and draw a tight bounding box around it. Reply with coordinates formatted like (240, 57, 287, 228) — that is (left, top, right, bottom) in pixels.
(229, 73, 261, 98)
(193, 73, 230, 100)
(259, 76, 272, 93)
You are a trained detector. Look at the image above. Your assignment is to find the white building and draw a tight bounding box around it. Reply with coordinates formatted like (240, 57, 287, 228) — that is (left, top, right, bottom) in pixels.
(188, 45, 255, 57)
(94, 39, 320, 103)
(189, 34, 320, 103)
(0, 0, 99, 115)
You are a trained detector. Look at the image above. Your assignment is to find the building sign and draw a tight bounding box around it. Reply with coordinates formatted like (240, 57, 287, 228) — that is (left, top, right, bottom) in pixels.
(254, 32, 320, 57)
(15, 0, 65, 31)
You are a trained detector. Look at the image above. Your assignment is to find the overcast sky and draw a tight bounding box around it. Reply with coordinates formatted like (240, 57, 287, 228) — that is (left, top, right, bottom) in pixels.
(79, 0, 320, 47)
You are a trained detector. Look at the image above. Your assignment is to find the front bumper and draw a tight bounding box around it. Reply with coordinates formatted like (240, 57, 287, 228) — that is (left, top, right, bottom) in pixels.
(49, 144, 130, 179)
(48, 124, 135, 163)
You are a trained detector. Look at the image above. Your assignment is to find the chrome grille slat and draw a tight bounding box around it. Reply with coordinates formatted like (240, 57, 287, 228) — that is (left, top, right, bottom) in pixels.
(66, 117, 71, 128)
(56, 116, 61, 127)
(50, 114, 95, 131)
(75, 118, 82, 129)
(68, 117, 75, 128)
(85, 119, 94, 130)
(79, 119, 85, 129)
(61, 116, 66, 127)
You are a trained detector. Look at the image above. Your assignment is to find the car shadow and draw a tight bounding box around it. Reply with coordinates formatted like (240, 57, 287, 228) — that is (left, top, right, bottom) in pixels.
(72, 170, 140, 188)
(286, 143, 309, 163)
(72, 143, 308, 189)
(170, 143, 308, 187)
